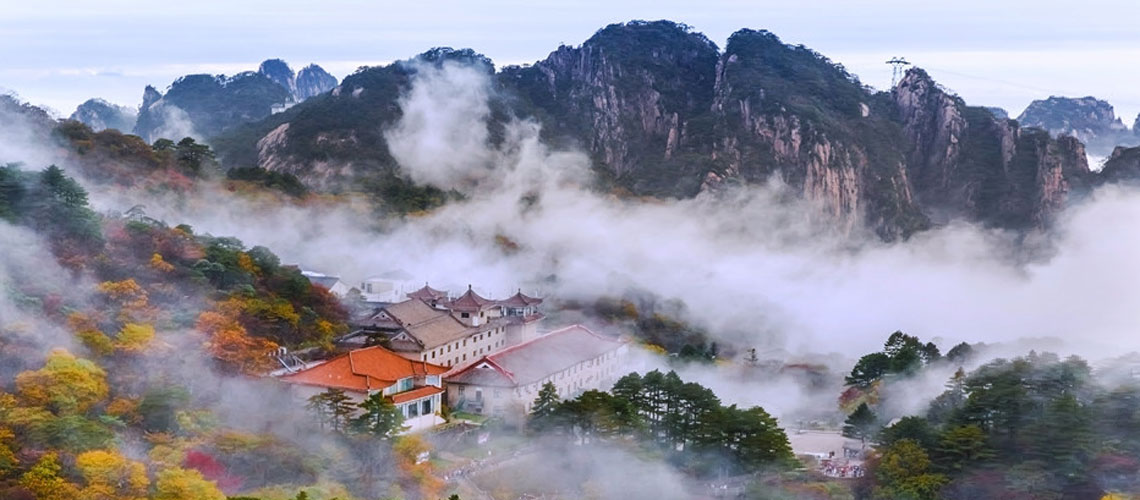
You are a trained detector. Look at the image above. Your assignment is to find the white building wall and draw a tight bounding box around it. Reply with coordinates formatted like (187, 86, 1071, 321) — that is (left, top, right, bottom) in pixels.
(447, 344, 629, 418)
(415, 323, 511, 368)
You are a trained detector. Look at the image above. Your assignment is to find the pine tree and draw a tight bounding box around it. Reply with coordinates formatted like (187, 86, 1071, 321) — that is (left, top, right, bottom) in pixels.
(528, 382, 560, 432)
(351, 393, 405, 438)
(843, 402, 878, 445)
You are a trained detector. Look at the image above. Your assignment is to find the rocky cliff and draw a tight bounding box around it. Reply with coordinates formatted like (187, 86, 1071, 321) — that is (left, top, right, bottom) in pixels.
(133, 72, 291, 143)
(1017, 96, 1138, 156)
(708, 29, 925, 238)
(502, 21, 720, 195)
(296, 64, 338, 100)
(258, 59, 339, 102)
(133, 59, 337, 144)
(896, 69, 1090, 227)
(208, 21, 1108, 237)
(258, 59, 298, 99)
(69, 98, 137, 132)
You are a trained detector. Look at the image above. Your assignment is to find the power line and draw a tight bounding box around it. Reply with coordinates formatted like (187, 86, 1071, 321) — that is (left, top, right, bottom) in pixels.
(886, 57, 911, 88)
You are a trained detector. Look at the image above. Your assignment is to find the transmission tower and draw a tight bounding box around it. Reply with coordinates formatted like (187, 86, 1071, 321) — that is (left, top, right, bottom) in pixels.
(886, 57, 911, 87)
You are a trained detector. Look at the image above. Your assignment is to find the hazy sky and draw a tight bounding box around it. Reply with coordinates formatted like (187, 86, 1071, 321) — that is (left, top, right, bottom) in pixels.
(5, 0, 1140, 121)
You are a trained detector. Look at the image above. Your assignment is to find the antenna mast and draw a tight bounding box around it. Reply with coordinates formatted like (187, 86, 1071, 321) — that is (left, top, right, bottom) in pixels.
(886, 57, 911, 88)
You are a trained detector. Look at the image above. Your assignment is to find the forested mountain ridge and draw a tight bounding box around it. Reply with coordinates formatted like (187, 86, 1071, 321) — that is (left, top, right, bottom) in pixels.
(207, 20, 1124, 239)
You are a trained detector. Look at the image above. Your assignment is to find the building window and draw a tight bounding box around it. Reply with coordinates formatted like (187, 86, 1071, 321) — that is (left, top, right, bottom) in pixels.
(422, 398, 433, 415)
(408, 402, 419, 417)
(459, 386, 466, 395)
(461, 312, 470, 318)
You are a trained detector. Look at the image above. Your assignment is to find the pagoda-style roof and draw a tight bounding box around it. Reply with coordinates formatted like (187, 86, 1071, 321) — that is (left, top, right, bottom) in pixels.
(448, 285, 496, 312)
(407, 283, 448, 302)
(498, 289, 543, 308)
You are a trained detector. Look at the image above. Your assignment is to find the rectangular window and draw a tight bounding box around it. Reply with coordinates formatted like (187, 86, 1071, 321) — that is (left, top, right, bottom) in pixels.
(408, 402, 419, 417)
(422, 398, 432, 415)
(461, 312, 470, 318)
(459, 386, 466, 395)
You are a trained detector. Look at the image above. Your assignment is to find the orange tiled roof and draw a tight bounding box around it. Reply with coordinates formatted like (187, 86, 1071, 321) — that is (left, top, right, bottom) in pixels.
(390, 385, 445, 404)
(279, 345, 448, 393)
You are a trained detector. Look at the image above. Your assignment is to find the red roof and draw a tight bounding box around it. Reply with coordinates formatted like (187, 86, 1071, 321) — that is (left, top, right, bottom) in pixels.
(448, 285, 496, 312)
(279, 345, 448, 393)
(498, 290, 544, 308)
(390, 385, 445, 404)
(407, 283, 448, 302)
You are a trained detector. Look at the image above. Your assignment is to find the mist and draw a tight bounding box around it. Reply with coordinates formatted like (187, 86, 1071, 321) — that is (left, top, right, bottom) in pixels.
(6, 57, 1140, 426)
(87, 61, 1140, 367)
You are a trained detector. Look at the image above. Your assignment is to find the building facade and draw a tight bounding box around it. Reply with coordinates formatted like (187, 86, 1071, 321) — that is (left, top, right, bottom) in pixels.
(373, 288, 513, 368)
(444, 325, 628, 421)
(277, 345, 448, 432)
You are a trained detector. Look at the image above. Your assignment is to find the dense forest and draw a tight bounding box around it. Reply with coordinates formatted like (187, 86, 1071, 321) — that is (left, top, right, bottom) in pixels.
(837, 332, 1140, 500)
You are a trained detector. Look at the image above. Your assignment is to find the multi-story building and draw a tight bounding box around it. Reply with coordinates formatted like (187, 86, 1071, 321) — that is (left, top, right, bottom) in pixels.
(277, 344, 448, 432)
(372, 287, 512, 367)
(444, 325, 628, 421)
(498, 290, 544, 345)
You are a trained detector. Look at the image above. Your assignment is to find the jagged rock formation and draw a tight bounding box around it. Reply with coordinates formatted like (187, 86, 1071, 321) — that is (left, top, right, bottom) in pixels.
(259, 59, 297, 98)
(896, 70, 1090, 227)
(708, 29, 926, 238)
(985, 107, 1009, 120)
(209, 21, 1107, 237)
(1017, 96, 1138, 156)
(296, 64, 338, 100)
(69, 98, 137, 132)
(503, 21, 720, 194)
(133, 60, 337, 144)
(133, 72, 291, 143)
(1098, 146, 1140, 184)
(258, 59, 338, 102)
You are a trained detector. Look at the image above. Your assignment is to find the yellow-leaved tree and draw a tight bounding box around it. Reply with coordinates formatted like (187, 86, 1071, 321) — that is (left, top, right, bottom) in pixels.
(15, 349, 109, 415)
(115, 323, 156, 353)
(19, 452, 80, 500)
(153, 467, 226, 500)
(75, 449, 149, 500)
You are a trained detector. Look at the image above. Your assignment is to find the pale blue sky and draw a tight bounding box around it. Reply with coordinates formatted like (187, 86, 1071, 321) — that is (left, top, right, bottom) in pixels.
(5, 0, 1140, 122)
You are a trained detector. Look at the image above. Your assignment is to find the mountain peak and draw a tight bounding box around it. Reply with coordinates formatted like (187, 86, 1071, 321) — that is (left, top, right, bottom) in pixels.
(259, 58, 297, 97)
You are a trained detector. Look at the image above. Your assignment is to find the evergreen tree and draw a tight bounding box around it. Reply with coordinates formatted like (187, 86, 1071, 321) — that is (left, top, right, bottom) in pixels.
(843, 402, 878, 445)
(306, 389, 356, 432)
(351, 393, 405, 438)
(528, 382, 560, 432)
(846, 353, 891, 387)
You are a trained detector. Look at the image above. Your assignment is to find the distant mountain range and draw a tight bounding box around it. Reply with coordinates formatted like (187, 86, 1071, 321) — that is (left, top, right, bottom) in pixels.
(67, 59, 338, 142)
(1015, 96, 1140, 158)
(206, 21, 1129, 238)
(33, 21, 1140, 238)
